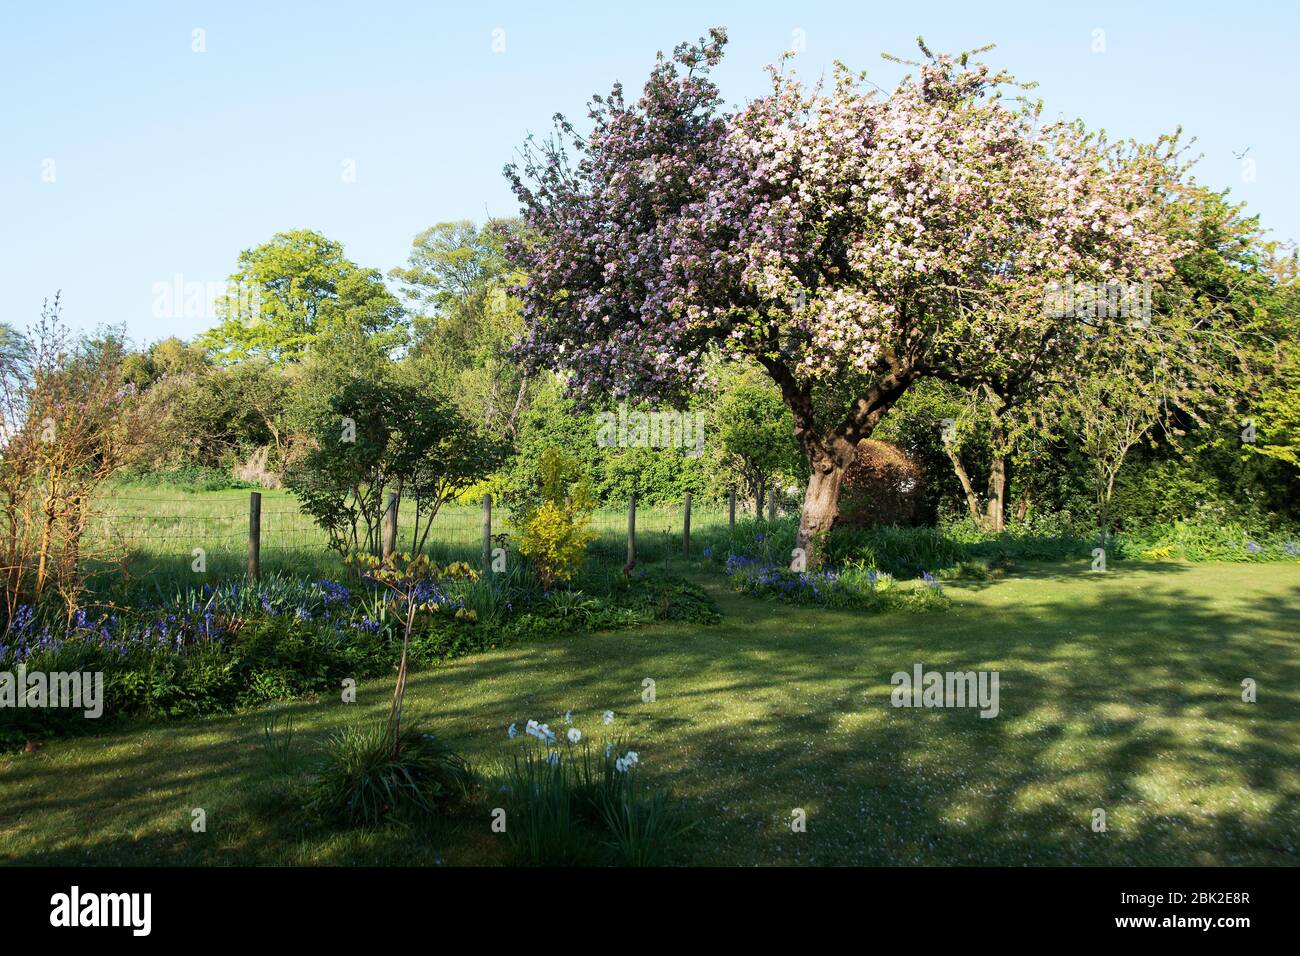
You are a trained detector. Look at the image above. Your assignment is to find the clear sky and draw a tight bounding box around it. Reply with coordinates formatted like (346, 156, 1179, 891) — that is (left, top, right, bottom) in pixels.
(3, 0, 1296, 342)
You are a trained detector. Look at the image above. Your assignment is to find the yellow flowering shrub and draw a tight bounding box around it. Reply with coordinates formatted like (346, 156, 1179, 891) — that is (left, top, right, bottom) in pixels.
(515, 448, 597, 588)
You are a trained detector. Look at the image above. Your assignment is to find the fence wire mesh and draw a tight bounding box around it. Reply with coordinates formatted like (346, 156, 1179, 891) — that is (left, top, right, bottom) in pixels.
(86, 492, 781, 576)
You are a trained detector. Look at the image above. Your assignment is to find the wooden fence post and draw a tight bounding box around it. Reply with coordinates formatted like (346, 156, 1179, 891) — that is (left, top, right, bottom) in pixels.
(247, 491, 261, 579)
(482, 493, 493, 576)
(626, 492, 637, 570)
(729, 488, 736, 531)
(382, 493, 398, 560)
(683, 492, 692, 558)
(767, 488, 777, 523)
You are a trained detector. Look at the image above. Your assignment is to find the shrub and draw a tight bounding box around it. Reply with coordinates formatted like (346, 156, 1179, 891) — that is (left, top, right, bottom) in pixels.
(107, 465, 256, 492)
(1114, 511, 1300, 562)
(514, 448, 598, 588)
(516, 500, 597, 589)
(0, 300, 145, 618)
(304, 721, 473, 828)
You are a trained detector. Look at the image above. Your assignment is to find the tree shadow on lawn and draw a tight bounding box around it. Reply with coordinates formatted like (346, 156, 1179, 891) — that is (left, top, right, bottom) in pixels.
(647, 574, 1300, 865)
(0, 690, 502, 866)
(2, 565, 1297, 865)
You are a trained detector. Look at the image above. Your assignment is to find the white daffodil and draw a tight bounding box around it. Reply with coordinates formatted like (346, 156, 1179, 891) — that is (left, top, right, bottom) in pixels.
(507, 723, 518, 739)
(567, 727, 582, 744)
(602, 710, 615, 725)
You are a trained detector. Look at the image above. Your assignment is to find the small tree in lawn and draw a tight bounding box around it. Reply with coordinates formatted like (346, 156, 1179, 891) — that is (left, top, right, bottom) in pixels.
(506, 30, 1185, 563)
(350, 552, 478, 755)
(1052, 296, 1226, 559)
(1058, 361, 1166, 558)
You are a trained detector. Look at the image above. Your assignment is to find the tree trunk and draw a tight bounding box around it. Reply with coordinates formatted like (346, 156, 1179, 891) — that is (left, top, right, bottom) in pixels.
(506, 374, 529, 439)
(981, 384, 1008, 532)
(944, 443, 985, 526)
(985, 455, 1007, 532)
(795, 455, 847, 564)
(760, 351, 917, 568)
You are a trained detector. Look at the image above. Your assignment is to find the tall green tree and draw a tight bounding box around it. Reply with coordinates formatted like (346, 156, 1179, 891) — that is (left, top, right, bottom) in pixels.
(199, 229, 406, 363)
(392, 219, 532, 441)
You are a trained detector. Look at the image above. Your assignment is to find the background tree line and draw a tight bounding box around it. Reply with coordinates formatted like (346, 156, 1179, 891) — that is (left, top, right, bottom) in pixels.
(5, 177, 1294, 596)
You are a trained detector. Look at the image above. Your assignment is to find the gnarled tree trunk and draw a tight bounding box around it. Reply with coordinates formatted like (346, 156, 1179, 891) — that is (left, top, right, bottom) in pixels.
(762, 351, 918, 569)
(795, 439, 855, 560)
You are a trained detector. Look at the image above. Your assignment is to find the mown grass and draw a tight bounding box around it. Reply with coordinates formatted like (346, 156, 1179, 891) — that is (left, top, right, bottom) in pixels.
(3, 558, 1297, 866)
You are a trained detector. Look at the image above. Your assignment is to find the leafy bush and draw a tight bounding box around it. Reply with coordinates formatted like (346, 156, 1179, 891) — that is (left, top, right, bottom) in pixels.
(516, 500, 597, 589)
(1115, 511, 1300, 562)
(514, 448, 598, 588)
(304, 721, 473, 828)
(824, 524, 968, 577)
(108, 465, 257, 492)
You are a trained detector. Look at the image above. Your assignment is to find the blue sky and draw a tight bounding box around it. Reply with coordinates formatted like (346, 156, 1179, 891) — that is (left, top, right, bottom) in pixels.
(2, 0, 1296, 342)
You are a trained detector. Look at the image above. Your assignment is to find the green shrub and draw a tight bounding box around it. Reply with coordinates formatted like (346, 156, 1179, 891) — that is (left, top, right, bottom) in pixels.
(107, 465, 256, 493)
(304, 721, 474, 828)
(1115, 510, 1300, 562)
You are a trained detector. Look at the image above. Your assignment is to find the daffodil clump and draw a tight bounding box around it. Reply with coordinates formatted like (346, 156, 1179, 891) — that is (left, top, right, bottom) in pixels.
(496, 706, 691, 865)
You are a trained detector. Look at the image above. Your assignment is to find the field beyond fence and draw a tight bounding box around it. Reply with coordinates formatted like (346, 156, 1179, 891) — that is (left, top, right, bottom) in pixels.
(88, 488, 779, 582)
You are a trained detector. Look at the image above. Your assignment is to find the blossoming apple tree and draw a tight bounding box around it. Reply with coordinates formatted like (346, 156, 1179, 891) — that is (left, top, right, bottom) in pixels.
(506, 29, 1186, 559)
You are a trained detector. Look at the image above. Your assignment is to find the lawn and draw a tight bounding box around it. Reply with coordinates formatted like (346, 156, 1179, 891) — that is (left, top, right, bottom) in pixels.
(2, 559, 1297, 866)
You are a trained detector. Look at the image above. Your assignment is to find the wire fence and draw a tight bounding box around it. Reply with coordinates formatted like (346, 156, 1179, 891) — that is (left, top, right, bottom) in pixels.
(85, 490, 789, 579)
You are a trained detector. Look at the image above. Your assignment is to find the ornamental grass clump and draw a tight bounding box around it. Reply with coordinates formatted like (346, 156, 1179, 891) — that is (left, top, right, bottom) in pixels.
(305, 721, 473, 828)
